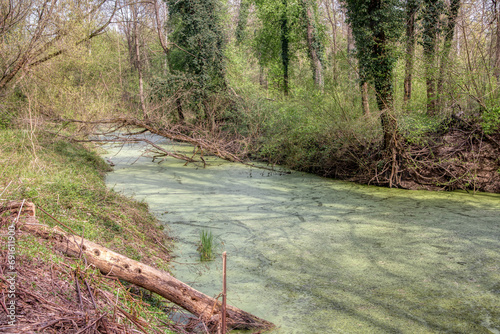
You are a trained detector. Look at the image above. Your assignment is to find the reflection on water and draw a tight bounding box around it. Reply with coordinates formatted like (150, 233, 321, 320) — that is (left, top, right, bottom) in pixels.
(103, 135, 500, 334)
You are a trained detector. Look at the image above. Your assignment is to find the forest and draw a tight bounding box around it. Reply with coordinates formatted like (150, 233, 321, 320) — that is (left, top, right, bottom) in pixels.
(1, 0, 500, 333)
(1, 0, 500, 192)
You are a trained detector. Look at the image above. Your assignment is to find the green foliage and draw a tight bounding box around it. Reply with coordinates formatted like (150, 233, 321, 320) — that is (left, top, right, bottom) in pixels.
(236, 0, 251, 44)
(197, 229, 217, 261)
(398, 112, 447, 145)
(344, 0, 404, 106)
(0, 112, 13, 129)
(482, 106, 500, 134)
(253, 0, 308, 93)
(167, 0, 227, 92)
(247, 86, 381, 172)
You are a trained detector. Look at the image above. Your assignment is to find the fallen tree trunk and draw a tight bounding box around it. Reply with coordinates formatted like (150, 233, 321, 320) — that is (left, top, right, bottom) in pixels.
(23, 224, 274, 332)
(50, 116, 281, 172)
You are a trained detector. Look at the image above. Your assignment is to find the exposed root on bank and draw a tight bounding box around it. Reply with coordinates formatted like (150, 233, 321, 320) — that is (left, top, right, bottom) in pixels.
(306, 115, 499, 193)
(46, 114, 500, 193)
(399, 115, 500, 192)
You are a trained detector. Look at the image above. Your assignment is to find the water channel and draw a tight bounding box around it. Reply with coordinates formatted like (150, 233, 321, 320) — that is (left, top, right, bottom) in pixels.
(103, 134, 500, 334)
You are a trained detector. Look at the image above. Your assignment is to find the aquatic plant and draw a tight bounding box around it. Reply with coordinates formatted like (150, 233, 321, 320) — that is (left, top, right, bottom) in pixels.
(197, 229, 216, 261)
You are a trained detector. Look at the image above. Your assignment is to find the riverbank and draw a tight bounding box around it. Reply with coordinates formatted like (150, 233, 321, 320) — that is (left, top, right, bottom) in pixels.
(105, 133, 500, 334)
(0, 128, 177, 333)
(250, 107, 500, 193)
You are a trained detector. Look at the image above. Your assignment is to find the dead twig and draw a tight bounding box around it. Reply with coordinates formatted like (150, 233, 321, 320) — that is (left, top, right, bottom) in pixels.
(74, 314, 106, 334)
(116, 306, 149, 334)
(37, 206, 78, 235)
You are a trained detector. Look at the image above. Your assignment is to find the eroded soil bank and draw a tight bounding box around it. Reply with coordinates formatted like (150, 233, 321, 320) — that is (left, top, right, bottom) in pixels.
(288, 116, 500, 193)
(101, 116, 500, 194)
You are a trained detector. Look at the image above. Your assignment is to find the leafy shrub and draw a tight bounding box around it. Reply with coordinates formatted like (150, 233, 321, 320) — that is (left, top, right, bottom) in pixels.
(482, 106, 500, 134)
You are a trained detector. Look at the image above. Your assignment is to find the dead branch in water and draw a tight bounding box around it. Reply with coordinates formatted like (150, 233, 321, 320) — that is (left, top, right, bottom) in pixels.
(50, 116, 282, 172)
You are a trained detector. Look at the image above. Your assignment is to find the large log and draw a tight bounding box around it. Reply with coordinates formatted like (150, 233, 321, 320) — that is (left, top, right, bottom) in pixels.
(23, 224, 274, 332)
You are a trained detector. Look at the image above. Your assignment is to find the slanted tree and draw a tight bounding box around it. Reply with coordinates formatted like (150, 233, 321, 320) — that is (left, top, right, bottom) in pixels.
(0, 0, 116, 93)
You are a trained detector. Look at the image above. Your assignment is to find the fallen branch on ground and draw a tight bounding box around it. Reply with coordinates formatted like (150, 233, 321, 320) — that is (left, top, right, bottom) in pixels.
(22, 222, 274, 333)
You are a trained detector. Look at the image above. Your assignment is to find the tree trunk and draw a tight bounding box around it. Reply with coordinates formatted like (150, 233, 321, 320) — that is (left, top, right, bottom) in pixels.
(426, 74, 437, 115)
(372, 27, 398, 153)
(361, 81, 370, 115)
(347, 24, 355, 81)
(154, 0, 170, 57)
(305, 5, 324, 89)
(423, 0, 441, 116)
(259, 65, 267, 88)
(281, 0, 289, 96)
(133, 6, 147, 119)
(437, 0, 460, 108)
(236, 0, 250, 44)
(324, 0, 338, 81)
(176, 98, 185, 122)
(494, 0, 500, 80)
(24, 224, 274, 332)
(404, 0, 418, 103)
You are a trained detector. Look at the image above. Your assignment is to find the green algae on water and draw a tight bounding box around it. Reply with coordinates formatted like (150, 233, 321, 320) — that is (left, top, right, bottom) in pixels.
(103, 135, 500, 334)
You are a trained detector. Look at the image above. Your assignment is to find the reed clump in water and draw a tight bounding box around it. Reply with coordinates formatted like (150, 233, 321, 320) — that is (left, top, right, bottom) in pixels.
(197, 229, 216, 261)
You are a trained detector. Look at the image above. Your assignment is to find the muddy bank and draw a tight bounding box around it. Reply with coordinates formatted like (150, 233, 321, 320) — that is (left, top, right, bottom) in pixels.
(295, 116, 500, 193)
(400, 117, 500, 192)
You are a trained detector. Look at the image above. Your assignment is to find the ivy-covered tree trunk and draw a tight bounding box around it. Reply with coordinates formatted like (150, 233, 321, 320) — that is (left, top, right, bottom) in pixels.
(345, 0, 402, 150)
(236, 0, 251, 44)
(281, 0, 290, 96)
(167, 0, 226, 91)
(372, 28, 397, 150)
(404, 0, 419, 103)
(422, 0, 442, 116)
(345, 0, 403, 187)
(304, 3, 324, 89)
(437, 0, 460, 108)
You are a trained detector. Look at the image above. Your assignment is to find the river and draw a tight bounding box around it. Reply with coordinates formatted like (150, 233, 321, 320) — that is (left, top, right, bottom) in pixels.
(103, 134, 500, 334)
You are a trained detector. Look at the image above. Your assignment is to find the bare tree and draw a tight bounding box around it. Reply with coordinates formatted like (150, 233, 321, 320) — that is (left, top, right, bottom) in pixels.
(404, 0, 419, 102)
(305, 3, 324, 89)
(0, 0, 117, 92)
(493, 0, 500, 80)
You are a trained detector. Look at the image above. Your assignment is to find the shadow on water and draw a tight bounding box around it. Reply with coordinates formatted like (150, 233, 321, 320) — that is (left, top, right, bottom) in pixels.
(103, 135, 500, 334)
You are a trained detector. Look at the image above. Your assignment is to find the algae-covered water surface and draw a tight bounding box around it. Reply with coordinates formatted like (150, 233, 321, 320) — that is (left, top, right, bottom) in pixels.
(103, 135, 500, 333)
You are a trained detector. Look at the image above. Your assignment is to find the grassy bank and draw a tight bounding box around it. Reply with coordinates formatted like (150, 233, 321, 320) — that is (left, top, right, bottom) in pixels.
(0, 127, 177, 333)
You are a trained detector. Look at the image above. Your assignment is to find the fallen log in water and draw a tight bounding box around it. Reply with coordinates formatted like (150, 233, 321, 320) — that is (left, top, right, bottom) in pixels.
(22, 223, 274, 332)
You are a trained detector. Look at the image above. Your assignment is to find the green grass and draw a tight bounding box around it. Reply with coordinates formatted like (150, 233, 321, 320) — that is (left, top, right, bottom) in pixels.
(0, 129, 171, 264)
(197, 229, 217, 261)
(0, 127, 176, 333)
